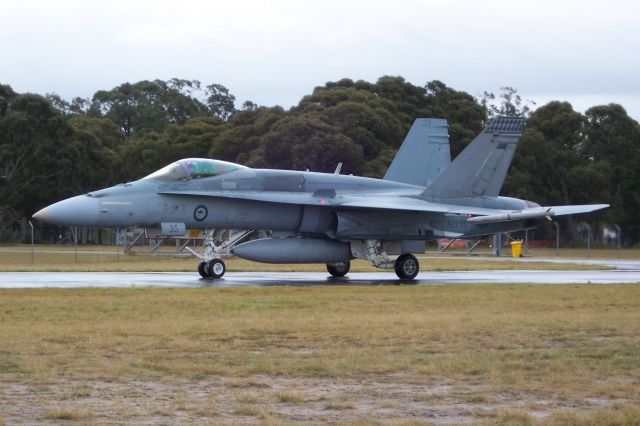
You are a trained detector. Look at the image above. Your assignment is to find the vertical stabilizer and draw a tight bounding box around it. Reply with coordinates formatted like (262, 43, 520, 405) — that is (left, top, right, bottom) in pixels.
(383, 118, 450, 188)
(421, 116, 526, 200)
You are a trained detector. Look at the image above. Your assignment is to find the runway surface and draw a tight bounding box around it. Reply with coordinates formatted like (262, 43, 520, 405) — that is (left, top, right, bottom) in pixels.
(1, 268, 639, 288)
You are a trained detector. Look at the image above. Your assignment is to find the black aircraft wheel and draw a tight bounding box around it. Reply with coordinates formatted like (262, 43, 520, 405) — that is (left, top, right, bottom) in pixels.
(326, 261, 350, 277)
(207, 258, 226, 279)
(198, 261, 208, 278)
(395, 254, 419, 280)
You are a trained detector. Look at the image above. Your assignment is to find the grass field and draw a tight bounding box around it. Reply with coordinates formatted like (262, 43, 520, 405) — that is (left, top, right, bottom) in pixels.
(0, 244, 624, 272)
(1, 285, 639, 424)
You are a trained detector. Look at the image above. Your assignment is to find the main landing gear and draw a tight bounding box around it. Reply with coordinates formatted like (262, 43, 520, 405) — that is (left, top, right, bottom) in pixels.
(326, 261, 351, 277)
(352, 240, 421, 280)
(394, 254, 419, 280)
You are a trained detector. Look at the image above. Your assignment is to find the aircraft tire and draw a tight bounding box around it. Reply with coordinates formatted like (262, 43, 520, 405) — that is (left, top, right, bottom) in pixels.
(207, 259, 226, 279)
(395, 254, 419, 280)
(198, 261, 208, 278)
(326, 261, 350, 277)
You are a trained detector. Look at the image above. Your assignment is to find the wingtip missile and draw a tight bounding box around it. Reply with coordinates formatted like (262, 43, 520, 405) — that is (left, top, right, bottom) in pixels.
(467, 204, 609, 224)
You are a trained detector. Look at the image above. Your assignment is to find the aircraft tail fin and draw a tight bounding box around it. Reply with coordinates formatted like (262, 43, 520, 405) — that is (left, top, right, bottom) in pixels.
(383, 118, 450, 187)
(421, 116, 526, 200)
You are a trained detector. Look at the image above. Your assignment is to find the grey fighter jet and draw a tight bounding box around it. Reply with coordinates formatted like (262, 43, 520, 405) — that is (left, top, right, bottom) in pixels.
(33, 117, 608, 280)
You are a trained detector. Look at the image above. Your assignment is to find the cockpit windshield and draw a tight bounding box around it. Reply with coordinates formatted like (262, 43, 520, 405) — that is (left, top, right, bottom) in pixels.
(142, 158, 247, 181)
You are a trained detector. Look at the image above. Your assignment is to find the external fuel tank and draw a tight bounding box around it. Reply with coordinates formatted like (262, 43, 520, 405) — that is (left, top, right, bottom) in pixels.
(231, 238, 351, 263)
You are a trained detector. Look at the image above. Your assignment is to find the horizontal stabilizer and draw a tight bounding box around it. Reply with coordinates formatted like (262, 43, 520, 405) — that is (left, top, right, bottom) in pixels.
(467, 204, 609, 224)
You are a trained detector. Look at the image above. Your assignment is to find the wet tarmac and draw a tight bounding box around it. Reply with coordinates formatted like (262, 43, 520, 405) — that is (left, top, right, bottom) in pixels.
(1, 268, 639, 288)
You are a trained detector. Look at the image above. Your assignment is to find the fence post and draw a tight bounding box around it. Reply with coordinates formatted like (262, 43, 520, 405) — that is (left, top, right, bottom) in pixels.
(73, 226, 78, 263)
(116, 228, 120, 263)
(553, 222, 560, 256)
(28, 220, 34, 264)
(494, 233, 502, 257)
(585, 223, 592, 258)
(614, 224, 621, 258)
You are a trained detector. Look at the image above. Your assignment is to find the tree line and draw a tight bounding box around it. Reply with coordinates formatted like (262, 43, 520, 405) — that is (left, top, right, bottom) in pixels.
(1, 77, 639, 241)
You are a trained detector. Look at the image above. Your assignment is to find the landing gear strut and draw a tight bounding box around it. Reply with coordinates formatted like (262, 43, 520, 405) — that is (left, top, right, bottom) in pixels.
(351, 240, 421, 280)
(326, 261, 350, 277)
(196, 229, 227, 279)
(394, 253, 419, 280)
(192, 229, 248, 279)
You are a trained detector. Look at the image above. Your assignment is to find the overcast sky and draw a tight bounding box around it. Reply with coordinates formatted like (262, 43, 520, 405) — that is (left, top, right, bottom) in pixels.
(2, 0, 639, 119)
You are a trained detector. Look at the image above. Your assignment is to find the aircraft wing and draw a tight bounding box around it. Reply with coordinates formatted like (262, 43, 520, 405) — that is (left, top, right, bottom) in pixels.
(466, 204, 609, 224)
(158, 190, 502, 216)
(159, 190, 608, 220)
(337, 197, 501, 215)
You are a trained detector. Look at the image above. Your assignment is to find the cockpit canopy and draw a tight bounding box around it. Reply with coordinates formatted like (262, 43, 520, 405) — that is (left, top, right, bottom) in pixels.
(142, 158, 247, 181)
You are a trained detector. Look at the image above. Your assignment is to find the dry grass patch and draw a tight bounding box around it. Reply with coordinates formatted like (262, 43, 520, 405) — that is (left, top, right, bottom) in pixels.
(1, 285, 639, 423)
(323, 402, 355, 411)
(479, 408, 535, 424)
(1, 285, 639, 390)
(533, 247, 640, 259)
(276, 392, 305, 404)
(232, 404, 260, 416)
(542, 404, 640, 425)
(429, 247, 640, 260)
(44, 406, 92, 421)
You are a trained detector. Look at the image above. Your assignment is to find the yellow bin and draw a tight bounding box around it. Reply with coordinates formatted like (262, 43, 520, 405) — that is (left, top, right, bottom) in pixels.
(510, 241, 523, 258)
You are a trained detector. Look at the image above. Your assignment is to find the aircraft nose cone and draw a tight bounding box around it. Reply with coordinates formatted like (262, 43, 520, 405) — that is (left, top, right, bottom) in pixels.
(32, 207, 50, 222)
(32, 195, 99, 226)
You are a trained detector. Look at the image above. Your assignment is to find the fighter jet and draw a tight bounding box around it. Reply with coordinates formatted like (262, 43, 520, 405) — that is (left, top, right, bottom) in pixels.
(33, 116, 608, 280)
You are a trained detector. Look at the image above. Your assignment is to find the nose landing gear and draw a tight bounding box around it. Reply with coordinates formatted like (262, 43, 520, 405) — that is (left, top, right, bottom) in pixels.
(192, 229, 258, 279)
(198, 258, 226, 279)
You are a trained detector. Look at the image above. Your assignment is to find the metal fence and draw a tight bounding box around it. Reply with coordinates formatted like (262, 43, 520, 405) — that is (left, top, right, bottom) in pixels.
(2, 220, 629, 245)
(0, 220, 634, 266)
